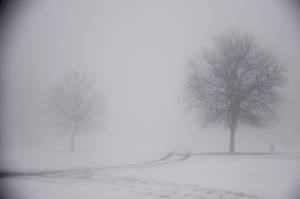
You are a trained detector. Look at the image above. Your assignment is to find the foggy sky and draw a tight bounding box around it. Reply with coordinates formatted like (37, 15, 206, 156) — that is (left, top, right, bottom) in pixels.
(1, 0, 300, 156)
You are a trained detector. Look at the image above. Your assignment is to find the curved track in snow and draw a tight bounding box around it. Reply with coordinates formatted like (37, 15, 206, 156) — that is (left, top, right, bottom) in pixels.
(0, 152, 189, 177)
(6, 152, 263, 199)
(104, 152, 190, 170)
(21, 168, 262, 199)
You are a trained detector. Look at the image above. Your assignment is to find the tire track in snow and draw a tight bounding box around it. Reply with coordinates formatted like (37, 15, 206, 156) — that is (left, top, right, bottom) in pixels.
(21, 170, 262, 199)
(109, 152, 190, 169)
(0, 152, 178, 177)
(3, 153, 264, 198)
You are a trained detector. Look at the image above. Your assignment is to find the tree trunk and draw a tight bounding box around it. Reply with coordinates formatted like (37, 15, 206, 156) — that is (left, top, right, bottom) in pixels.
(229, 126, 236, 153)
(71, 129, 77, 152)
(228, 106, 239, 153)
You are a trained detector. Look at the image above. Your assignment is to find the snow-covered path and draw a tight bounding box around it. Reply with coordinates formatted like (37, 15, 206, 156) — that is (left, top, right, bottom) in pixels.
(2, 153, 300, 199)
(10, 169, 261, 199)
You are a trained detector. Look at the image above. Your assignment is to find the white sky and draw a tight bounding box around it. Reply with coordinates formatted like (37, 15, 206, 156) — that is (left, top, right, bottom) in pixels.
(1, 0, 300, 155)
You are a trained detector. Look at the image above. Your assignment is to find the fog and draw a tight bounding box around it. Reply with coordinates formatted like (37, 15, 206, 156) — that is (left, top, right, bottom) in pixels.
(1, 0, 300, 159)
(2, 1, 300, 199)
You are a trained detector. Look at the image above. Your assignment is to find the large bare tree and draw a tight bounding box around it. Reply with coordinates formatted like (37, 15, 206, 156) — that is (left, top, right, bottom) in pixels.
(186, 32, 286, 153)
(51, 70, 103, 152)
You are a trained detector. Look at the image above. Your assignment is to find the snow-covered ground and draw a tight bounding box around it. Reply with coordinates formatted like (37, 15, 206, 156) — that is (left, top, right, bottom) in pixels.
(2, 153, 300, 199)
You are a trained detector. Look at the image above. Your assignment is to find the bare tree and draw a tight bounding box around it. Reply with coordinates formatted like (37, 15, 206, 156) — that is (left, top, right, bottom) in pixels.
(51, 70, 103, 152)
(186, 32, 286, 153)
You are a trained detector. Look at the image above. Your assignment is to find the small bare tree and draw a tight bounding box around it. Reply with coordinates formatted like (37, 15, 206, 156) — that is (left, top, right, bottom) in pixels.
(186, 32, 286, 153)
(51, 70, 103, 152)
